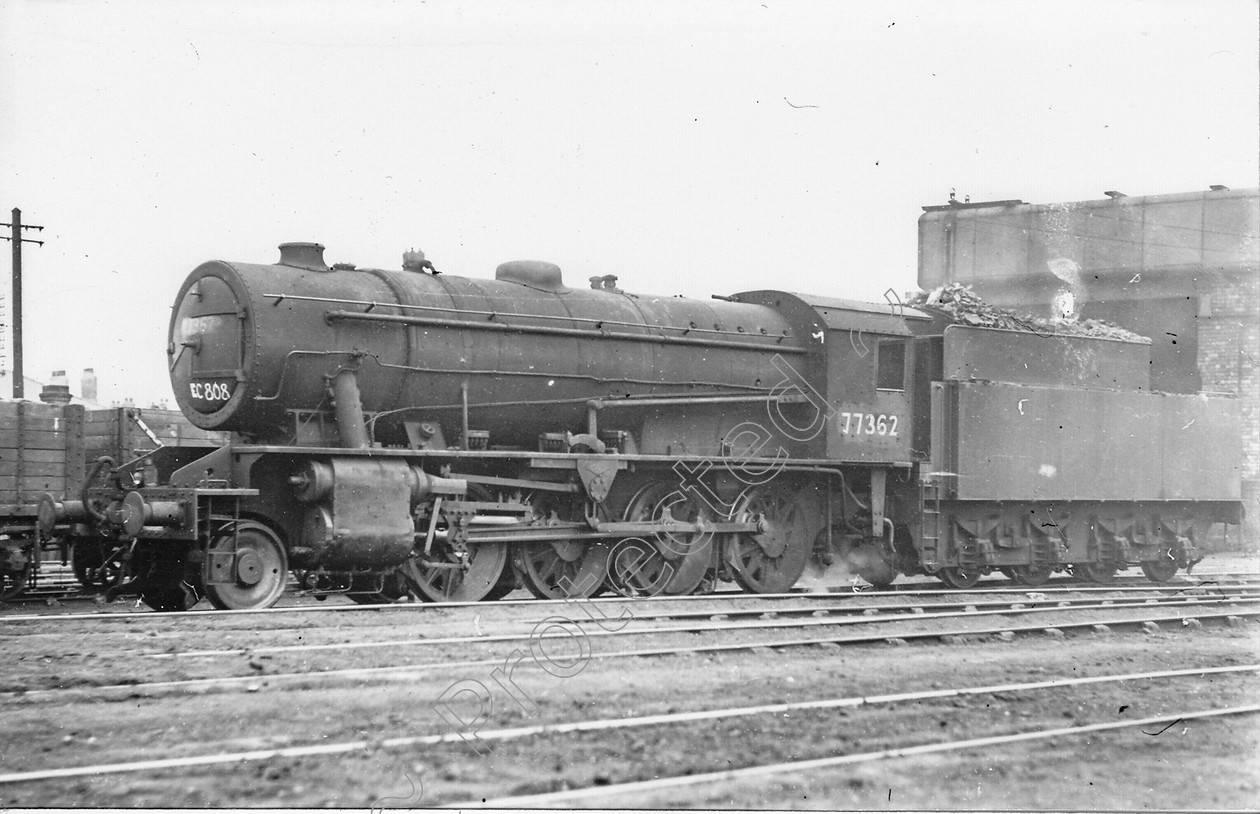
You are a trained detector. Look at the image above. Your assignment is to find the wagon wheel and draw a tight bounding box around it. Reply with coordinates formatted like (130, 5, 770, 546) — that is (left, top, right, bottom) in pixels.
(607, 481, 715, 597)
(203, 522, 289, 610)
(726, 483, 811, 594)
(936, 566, 982, 589)
(1001, 564, 1053, 586)
(0, 556, 33, 601)
(1140, 548, 1179, 583)
(401, 485, 511, 603)
(1074, 561, 1118, 584)
(71, 538, 127, 592)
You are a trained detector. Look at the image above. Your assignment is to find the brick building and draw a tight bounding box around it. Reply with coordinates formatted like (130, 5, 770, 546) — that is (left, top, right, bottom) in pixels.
(918, 187, 1259, 544)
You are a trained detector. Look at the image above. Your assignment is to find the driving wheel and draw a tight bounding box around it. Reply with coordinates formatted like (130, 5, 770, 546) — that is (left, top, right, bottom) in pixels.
(402, 485, 512, 602)
(726, 483, 811, 594)
(608, 481, 715, 596)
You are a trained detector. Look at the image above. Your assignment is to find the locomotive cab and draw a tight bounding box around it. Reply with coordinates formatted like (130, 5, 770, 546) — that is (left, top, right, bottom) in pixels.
(730, 291, 933, 465)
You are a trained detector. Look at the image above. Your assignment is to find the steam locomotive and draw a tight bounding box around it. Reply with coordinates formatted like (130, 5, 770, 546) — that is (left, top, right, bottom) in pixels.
(39, 243, 1244, 610)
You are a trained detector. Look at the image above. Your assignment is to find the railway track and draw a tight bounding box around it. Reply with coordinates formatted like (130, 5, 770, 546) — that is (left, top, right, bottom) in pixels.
(4, 570, 1257, 626)
(465, 701, 1260, 808)
(4, 562, 1255, 608)
(5, 586, 1257, 703)
(2, 664, 1255, 789)
(2, 566, 1256, 809)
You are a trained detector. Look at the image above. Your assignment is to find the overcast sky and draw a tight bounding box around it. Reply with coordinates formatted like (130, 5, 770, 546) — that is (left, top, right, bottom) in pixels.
(2, 0, 1257, 406)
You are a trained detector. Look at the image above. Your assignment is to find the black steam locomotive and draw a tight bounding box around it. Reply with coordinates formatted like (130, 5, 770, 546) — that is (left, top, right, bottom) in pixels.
(40, 243, 1244, 610)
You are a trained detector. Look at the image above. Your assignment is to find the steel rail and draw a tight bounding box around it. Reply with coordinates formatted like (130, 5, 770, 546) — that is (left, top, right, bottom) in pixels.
(2, 664, 1254, 787)
(564, 591, 1260, 626)
(9, 608, 1257, 702)
(139, 594, 1258, 660)
(4, 576, 1257, 625)
(464, 703, 1260, 807)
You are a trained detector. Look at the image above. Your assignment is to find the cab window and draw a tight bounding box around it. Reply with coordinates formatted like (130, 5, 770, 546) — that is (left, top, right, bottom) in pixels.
(876, 340, 906, 391)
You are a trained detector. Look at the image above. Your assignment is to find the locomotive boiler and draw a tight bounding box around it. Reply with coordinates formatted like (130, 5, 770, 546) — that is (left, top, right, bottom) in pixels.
(42, 242, 1245, 611)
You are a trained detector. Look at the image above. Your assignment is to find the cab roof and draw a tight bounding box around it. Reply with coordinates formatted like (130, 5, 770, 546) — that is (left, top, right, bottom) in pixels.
(732, 289, 931, 336)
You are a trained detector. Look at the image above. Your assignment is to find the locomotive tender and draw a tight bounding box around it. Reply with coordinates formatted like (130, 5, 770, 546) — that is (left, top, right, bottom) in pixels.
(41, 242, 1244, 610)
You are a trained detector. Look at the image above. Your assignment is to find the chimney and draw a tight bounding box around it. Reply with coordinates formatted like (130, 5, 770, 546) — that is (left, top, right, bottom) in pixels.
(81, 368, 98, 402)
(40, 370, 72, 405)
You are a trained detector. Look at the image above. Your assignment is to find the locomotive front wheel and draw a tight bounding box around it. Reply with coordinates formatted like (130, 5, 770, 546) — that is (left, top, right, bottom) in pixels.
(1140, 550, 1179, 583)
(727, 484, 810, 594)
(937, 566, 982, 589)
(517, 540, 609, 599)
(203, 522, 289, 610)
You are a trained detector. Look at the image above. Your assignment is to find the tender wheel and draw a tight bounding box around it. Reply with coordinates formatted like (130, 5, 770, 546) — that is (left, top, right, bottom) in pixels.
(937, 566, 982, 589)
(726, 483, 811, 594)
(203, 522, 289, 610)
(609, 481, 715, 596)
(1002, 564, 1053, 586)
(1074, 561, 1118, 584)
(71, 538, 127, 592)
(1141, 549, 1179, 583)
(0, 551, 33, 600)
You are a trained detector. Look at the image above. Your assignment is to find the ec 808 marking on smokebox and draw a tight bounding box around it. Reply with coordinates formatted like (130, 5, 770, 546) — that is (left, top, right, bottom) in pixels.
(190, 381, 233, 401)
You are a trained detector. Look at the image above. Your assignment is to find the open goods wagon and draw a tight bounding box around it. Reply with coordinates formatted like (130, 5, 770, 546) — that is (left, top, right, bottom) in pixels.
(0, 403, 223, 599)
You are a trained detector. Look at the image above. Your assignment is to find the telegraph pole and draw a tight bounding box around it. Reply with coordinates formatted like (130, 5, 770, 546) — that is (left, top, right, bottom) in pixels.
(2, 208, 45, 399)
